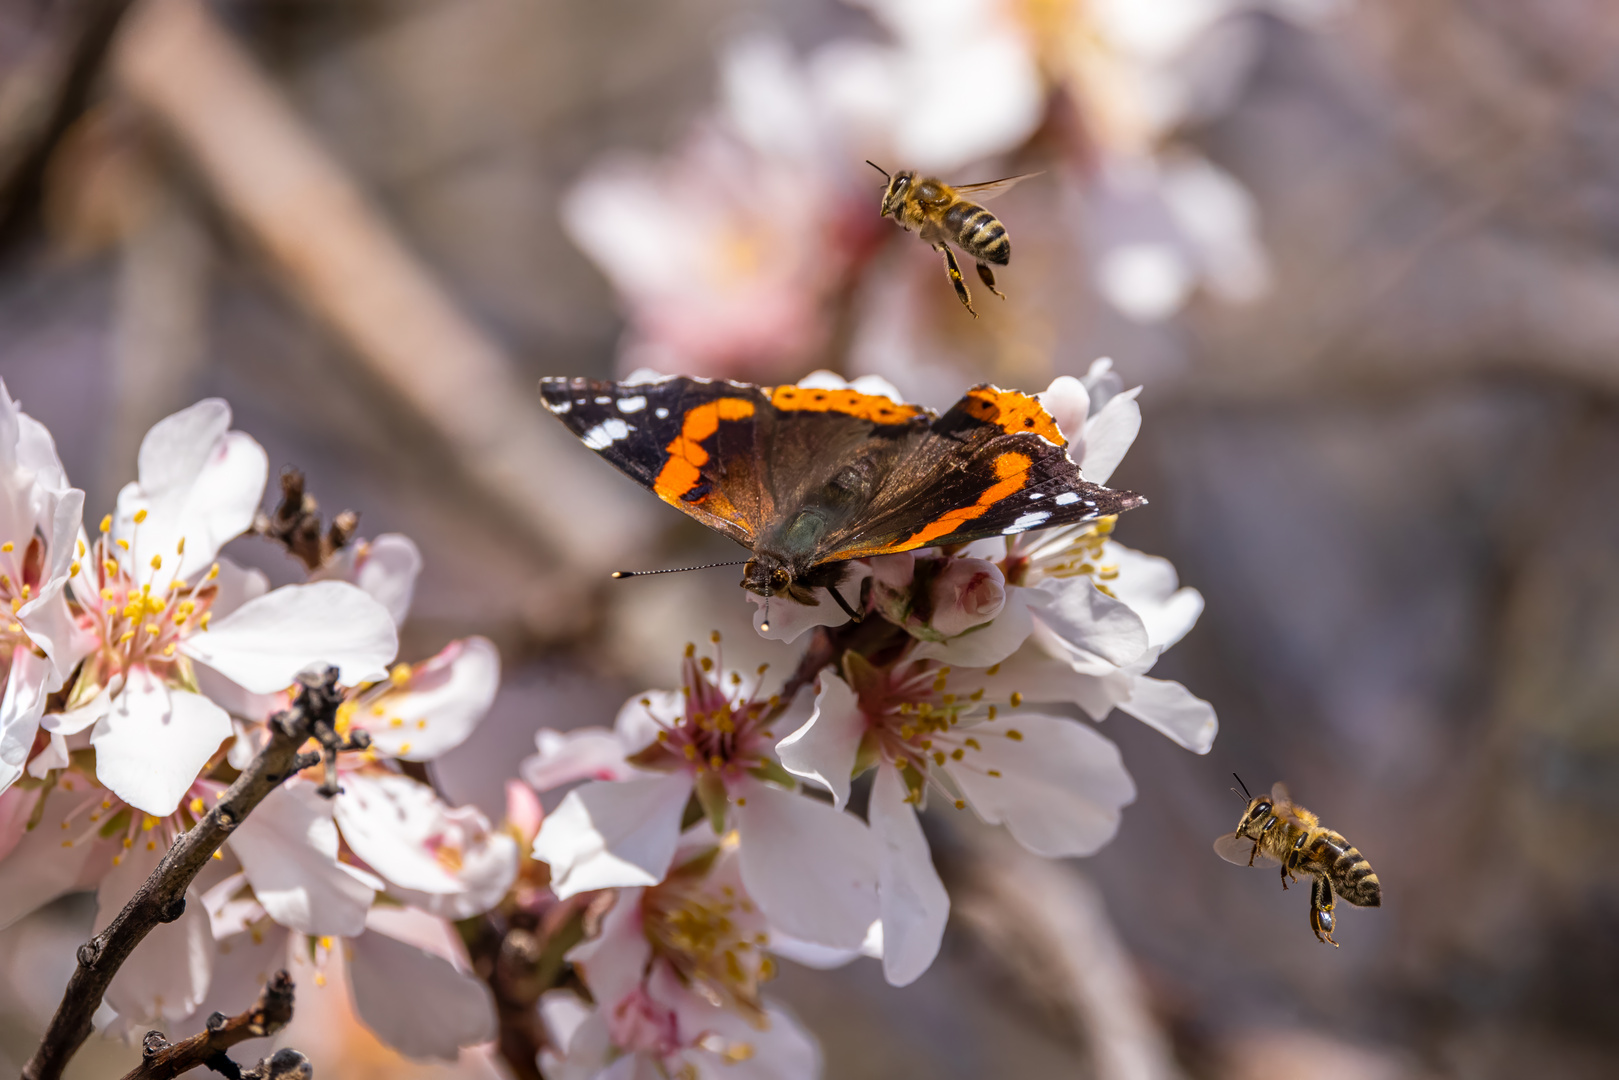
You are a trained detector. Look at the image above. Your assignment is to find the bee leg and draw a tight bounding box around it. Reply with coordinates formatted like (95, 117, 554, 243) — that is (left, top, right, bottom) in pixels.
(936, 244, 977, 317)
(1279, 860, 1290, 891)
(1310, 878, 1340, 947)
(975, 261, 1007, 300)
(1247, 842, 1259, 867)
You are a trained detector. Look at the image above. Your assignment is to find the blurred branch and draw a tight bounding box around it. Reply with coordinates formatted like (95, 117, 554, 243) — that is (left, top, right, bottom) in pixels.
(952, 840, 1186, 1080)
(253, 467, 358, 572)
(119, 971, 303, 1080)
(108, 0, 651, 572)
(0, 0, 136, 248)
(21, 669, 346, 1080)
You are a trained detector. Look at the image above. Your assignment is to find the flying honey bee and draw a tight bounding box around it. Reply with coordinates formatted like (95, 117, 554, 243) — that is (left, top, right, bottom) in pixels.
(1215, 776, 1381, 947)
(868, 161, 1039, 317)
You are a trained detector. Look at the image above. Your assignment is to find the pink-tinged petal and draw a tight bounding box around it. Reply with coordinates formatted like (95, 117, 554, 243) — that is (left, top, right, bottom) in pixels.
(199, 871, 262, 937)
(333, 773, 461, 895)
(615, 690, 682, 753)
(182, 581, 398, 693)
(567, 887, 651, 1009)
(733, 777, 879, 949)
(343, 534, 422, 627)
(229, 780, 380, 937)
(26, 731, 68, 778)
(18, 575, 93, 689)
(1037, 375, 1090, 446)
(397, 818, 516, 921)
(0, 783, 38, 863)
(723, 1004, 822, 1080)
(11, 403, 70, 492)
(951, 714, 1135, 858)
(533, 773, 693, 898)
(869, 765, 948, 987)
(1077, 387, 1141, 486)
(505, 779, 544, 845)
(0, 645, 51, 793)
(910, 585, 1036, 668)
(348, 926, 496, 1061)
(363, 637, 499, 761)
(1034, 579, 1150, 667)
(0, 785, 112, 930)
(90, 671, 232, 817)
(777, 676, 866, 810)
(1104, 542, 1204, 650)
(191, 919, 290, 1044)
(117, 399, 268, 578)
(1118, 675, 1218, 753)
(523, 728, 635, 791)
(95, 842, 214, 1024)
(42, 672, 122, 737)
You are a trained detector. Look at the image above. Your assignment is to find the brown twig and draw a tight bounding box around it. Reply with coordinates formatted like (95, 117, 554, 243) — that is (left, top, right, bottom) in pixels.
(120, 971, 299, 1080)
(22, 668, 347, 1080)
(252, 468, 358, 573)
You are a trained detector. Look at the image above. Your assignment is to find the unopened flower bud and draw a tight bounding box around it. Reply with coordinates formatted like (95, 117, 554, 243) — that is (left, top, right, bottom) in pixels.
(928, 557, 1006, 637)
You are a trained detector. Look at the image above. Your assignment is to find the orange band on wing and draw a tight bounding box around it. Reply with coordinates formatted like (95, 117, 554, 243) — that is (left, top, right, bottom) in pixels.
(961, 387, 1065, 445)
(768, 385, 922, 424)
(654, 398, 755, 502)
(893, 451, 1031, 550)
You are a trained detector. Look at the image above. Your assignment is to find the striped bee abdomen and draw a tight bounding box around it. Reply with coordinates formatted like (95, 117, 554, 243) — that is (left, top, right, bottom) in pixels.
(945, 201, 1011, 265)
(1316, 830, 1381, 907)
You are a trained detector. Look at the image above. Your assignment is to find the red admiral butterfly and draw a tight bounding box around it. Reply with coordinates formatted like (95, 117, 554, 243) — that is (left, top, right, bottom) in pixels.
(539, 375, 1145, 621)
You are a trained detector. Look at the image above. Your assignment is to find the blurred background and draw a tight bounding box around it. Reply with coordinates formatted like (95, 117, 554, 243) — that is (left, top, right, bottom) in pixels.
(3, 0, 1619, 1077)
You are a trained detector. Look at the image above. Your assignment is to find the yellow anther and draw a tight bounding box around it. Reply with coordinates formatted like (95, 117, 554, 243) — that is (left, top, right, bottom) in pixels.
(334, 701, 356, 735)
(985, 663, 1001, 676)
(103, 558, 118, 576)
(683, 744, 697, 760)
(756, 663, 769, 675)
(199, 612, 211, 630)
(987, 706, 998, 721)
(314, 972, 327, 988)
(133, 509, 148, 524)
(736, 796, 747, 806)
(119, 629, 134, 643)
(146, 595, 165, 614)
(142, 815, 158, 831)
(1006, 729, 1024, 741)
(100, 588, 114, 601)
(146, 840, 156, 850)
(0, 542, 11, 553)
(212, 849, 223, 860)
(951, 748, 965, 760)
(7, 598, 18, 613)
(150, 554, 163, 571)
(389, 717, 404, 728)
(988, 769, 1002, 777)
(190, 798, 205, 816)
(417, 719, 427, 729)
(964, 738, 981, 750)
(389, 663, 411, 687)
(145, 625, 159, 636)
(62, 840, 73, 848)
(954, 799, 966, 810)
(398, 742, 411, 754)
(709, 755, 724, 770)
(1009, 692, 1023, 707)
(99, 515, 112, 533)
(176, 537, 186, 555)
(163, 643, 176, 656)
(932, 751, 946, 766)
(114, 539, 129, 551)
(205, 563, 219, 581)
(699, 656, 714, 673)
(77, 539, 86, 557)
(6, 622, 18, 633)
(722, 1043, 755, 1064)
(122, 836, 133, 849)
(69, 560, 81, 577)
(710, 630, 722, 644)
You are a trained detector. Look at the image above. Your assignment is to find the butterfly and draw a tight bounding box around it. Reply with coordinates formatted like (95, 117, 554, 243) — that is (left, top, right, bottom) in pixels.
(539, 376, 1145, 624)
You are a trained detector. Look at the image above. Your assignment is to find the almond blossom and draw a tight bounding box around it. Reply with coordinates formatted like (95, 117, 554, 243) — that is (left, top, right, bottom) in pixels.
(528, 635, 881, 950)
(0, 381, 88, 796)
(540, 834, 821, 1080)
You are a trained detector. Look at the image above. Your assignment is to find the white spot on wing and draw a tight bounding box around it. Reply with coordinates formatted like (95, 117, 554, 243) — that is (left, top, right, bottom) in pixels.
(581, 419, 630, 449)
(1002, 510, 1051, 535)
(550, 400, 572, 414)
(1029, 492, 1044, 500)
(655, 407, 670, 419)
(617, 395, 647, 413)
(595, 396, 612, 405)
(1054, 492, 1081, 506)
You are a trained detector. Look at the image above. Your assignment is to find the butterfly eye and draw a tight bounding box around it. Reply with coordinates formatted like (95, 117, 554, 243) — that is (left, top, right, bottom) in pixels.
(771, 568, 790, 588)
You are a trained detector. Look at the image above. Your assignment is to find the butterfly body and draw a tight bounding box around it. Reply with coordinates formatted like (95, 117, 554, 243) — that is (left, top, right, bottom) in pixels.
(539, 375, 1144, 605)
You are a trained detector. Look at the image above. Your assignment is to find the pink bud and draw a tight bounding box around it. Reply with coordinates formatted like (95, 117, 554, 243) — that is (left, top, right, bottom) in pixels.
(867, 551, 916, 590)
(504, 779, 544, 844)
(928, 558, 1006, 637)
(609, 984, 681, 1056)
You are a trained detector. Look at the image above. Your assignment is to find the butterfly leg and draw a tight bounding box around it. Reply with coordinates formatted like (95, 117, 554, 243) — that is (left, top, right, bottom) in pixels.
(975, 261, 1007, 300)
(1310, 878, 1339, 947)
(827, 582, 864, 623)
(936, 243, 977, 317)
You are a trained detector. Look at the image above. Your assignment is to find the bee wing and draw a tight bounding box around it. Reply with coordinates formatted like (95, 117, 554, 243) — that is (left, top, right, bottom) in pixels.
(1214, 833, 1279, 868)
(1270, 781, 1294, 807)
(953, 172, 1042, 201)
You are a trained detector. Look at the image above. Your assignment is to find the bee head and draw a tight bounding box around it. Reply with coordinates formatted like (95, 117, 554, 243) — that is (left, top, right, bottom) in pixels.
(878, 170, 914, 217)
(1237, 797, 1274, 837)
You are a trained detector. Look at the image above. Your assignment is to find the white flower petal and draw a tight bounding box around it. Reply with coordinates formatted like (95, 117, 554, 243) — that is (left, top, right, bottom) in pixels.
(0, 785, 110, 931)
(869, 764, 948, 987)
(18, 574, 93, 689)
(1118, 675, 1218, 753)
(523, 727, 636, 791)
(910, 584, 1036, 668)
(532, 773, 692, 898)
(0, 646, 51, 794)
(777, 676, 866, 810)
(1104, 542, 1204, 649)
(748, 567, 871, 642)
(191, 919, 290, 1040)
(1078, 387, 1141, 485)
(96, 842, 213, 1024)
(733, 777, 879, 949)
(91, 671, 232, 816)
(333, 773, 462, 894)
(118, 400, 268, 578)
(348, 927, 496, 1061)
(208, 557, 270, 620)
(182, 581, 398, 693)
(229, 780, 380, 936)
(732, 1004, 823, 1080)
(348, 533, 422, 627)
(951, 714, 1135, 858)
(567, 886, 651, 1008)
(362, 637, 499, 761)
(1037, 375, 1090, 446)
(1035, 579, 1150, 667)
(42, 673, 122, 737)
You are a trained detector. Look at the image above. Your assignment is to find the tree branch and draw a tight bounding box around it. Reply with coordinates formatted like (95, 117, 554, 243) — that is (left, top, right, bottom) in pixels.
(21, 668, 346, 1080)
(119, 970, 299, 1080)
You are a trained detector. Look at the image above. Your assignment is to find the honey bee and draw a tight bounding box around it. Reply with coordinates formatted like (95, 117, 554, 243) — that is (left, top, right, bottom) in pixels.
(868, 161, 1039, 317)
(1215, 776, 1381, 947)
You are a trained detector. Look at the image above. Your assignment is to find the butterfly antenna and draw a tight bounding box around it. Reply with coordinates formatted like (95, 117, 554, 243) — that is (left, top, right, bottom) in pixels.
(611, 560, 749, 579)
(865, 159, 890, 178)
(1232, 773, 1252, 800)
(761, 580, 772, 633)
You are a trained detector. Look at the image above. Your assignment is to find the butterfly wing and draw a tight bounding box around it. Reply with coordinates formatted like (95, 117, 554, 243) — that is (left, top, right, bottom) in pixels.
(811, 385, 1144, 562)
(539, 376, 769, 547)
(952, 173, 1042, 201)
